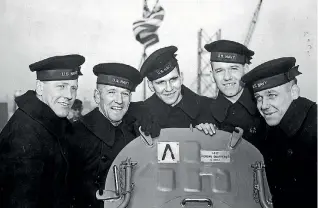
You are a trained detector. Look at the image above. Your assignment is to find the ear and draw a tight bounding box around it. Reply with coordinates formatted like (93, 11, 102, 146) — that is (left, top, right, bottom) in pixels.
(209, 64, 217, 81)
(210, 62, 214, 71)
(243, 64, 249, 74)
(291, 84, 300, 100)
(35, 80, 44, 96)
(210, 72, 216, 83)
(180, 72, 184, 84)
(209, 73, 219, 98)
(147, 79, 154, 92)
(127, 92, 132, 106)
(94, 89, 101, 104)
(128, 91, 132, 101)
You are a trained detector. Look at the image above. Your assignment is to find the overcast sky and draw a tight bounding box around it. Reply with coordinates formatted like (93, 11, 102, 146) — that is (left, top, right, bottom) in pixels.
(0, 0, 316, 111)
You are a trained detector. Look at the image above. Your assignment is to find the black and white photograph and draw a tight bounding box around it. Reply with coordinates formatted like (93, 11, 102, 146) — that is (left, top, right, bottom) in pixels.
(0, 0, 317, 208)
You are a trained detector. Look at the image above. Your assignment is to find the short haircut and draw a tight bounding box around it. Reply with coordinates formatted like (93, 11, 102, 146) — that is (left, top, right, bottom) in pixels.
(96, 84, 104, 92)
(175, 63, 180, 74)
(210, 62, 246, 71)
(96, 84, 131, 94)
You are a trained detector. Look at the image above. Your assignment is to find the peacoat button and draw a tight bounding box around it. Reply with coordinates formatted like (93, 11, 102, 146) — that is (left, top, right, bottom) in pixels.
(287, 149, 293, 156)
(249, 126, 257, 134)
(101, 155, 108, 162)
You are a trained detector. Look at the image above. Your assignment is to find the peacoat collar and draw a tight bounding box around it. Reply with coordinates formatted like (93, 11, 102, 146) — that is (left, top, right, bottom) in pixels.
(210, 88, 257, 122)
(15, 90, 71, 139)
(145, 85, 201, 121)
(278, 97, 316, 138)
(175, 85, 201, 119)
(80, 107, 135, 147)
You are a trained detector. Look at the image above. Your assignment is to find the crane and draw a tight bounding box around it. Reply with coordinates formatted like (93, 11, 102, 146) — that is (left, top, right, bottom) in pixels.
(244, 0, 263, 46)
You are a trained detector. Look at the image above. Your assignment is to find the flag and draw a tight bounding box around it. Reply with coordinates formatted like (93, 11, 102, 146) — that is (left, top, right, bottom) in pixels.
(133, 0, 165, 49)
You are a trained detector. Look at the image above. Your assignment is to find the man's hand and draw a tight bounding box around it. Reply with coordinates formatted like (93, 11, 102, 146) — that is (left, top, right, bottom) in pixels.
(196, 123, 217, 136)
(138, 115, 161, 138)
(128, 102, 161, 138)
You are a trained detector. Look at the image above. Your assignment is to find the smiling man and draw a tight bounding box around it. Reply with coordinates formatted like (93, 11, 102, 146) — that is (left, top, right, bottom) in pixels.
(136, 45, 216, 133)
(200, 40, 266, 147)
(0, 54, 85, 207)
(241, 57, 317, 208)
(67, 63, 146, 207)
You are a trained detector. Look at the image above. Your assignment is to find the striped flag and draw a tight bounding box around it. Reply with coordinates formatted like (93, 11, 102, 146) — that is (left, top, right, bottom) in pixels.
(133, 0, 165, 49)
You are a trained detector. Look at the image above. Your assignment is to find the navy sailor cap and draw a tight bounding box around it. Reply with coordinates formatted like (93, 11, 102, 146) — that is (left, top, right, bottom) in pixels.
(93, 63, 142, 92)
(204, 40, 254, 64)
(241, 57, 301, 92)
(140, 46, 179, 81)
(29, 54, 85, 81)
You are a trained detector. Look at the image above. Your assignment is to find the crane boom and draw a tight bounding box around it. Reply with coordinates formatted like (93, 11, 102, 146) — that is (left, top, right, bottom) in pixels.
(244, 0, 263, 46)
